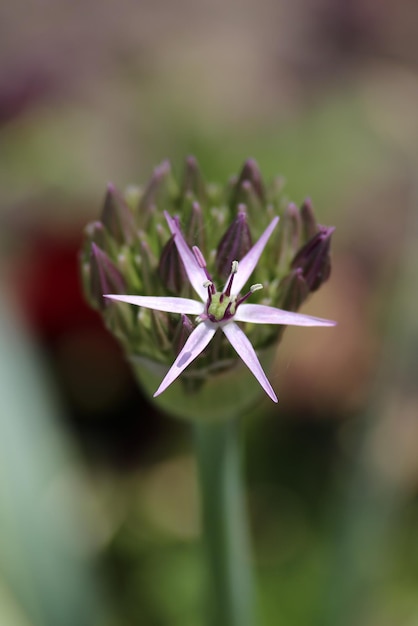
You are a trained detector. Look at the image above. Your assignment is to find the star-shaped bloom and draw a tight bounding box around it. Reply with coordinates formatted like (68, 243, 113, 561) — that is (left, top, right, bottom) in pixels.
(106, 212, 336, 402)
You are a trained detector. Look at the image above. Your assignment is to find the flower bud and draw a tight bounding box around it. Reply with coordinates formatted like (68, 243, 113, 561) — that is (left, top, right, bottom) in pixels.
(80, 157, 335, 416)
(278, 268, 310, 311)
(89, 243, 125, 309)
(101, 183, 136, 245)
(215, 205, 252, 279)
(158, 234, 187, 294)
(181, 156, 207, 204)
(138, 233, 157, 294)
(237, 158, 265, 201)
(240, 180, 263, 217)
(84, 221, 107, 250)
(291, 226, 335, 292)
(124, 185, 142, 211)
(186, 201, 205, 252)
(138, 160, 171, 226)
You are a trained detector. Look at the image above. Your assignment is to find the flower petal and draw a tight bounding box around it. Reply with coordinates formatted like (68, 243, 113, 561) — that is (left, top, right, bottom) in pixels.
(235, 303, 337, 326)
(105, 294, 204, 315)
(222, 322, 278, 403)
(154, 321, 216, 396)
(164, 212, 208, 301)
(232, 216, 279, 294)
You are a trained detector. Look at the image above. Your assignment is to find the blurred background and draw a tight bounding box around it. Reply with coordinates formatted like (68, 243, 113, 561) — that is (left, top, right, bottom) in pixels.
(1, 1, 418, 625)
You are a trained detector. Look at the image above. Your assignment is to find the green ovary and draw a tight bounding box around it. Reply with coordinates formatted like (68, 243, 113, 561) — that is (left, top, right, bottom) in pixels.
(207, 293, 236, 321)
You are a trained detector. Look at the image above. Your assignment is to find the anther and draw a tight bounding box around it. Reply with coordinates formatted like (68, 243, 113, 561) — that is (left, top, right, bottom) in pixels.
(203, 279, 215, 298)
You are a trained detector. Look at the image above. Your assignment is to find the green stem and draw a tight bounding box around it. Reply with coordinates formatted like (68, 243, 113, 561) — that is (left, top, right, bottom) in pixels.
(194, 418, 255, 626)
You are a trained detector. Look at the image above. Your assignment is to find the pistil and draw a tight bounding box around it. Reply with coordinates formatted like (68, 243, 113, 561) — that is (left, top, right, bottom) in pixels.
(203, 260, 264, 323)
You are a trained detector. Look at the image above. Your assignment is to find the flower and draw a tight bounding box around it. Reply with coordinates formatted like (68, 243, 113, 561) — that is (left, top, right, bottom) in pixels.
(105, 212, 336, 403)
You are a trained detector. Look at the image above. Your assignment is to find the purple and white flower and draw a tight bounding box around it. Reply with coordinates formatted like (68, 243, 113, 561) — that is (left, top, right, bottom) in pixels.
(106, 212, 336, 402)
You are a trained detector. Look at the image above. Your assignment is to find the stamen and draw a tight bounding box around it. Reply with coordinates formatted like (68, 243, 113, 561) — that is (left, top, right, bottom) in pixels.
(203, 279, 215, 298)
(237, 283, 264, 307)
(224, 259, 239, 297)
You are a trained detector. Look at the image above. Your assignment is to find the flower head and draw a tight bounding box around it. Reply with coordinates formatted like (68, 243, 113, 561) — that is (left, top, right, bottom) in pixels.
(80, 158, 336, 413)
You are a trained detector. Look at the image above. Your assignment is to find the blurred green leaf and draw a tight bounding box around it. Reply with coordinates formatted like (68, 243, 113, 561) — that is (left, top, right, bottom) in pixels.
(0, 296, 101, 626)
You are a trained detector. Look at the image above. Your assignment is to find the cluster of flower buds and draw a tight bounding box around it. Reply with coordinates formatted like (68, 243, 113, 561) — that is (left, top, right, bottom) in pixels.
(80, 158, 334, 409)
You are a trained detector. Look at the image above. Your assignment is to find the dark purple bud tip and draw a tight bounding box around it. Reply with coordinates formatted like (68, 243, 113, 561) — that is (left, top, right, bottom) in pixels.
(291, 225, 335, 292)
(215, 204, 253, 279)
(90, 243, 126, 309)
